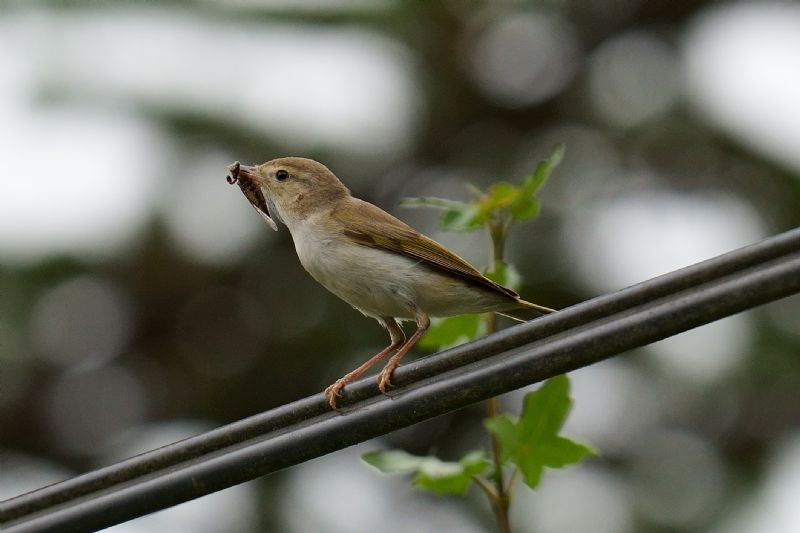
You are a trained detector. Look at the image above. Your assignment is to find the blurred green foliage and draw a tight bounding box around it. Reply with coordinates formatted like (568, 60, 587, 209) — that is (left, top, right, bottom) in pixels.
(411, 144, 561, 351)
(363, 449, 490, 495)
(403, 144, 563, 232)
(2, 2, 800, 532)
(363, 148, 592, 532)
(365, 375, 592, 496)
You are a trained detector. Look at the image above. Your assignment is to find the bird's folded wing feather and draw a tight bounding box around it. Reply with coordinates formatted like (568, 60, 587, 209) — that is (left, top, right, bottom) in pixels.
(332, 198, 519, 299)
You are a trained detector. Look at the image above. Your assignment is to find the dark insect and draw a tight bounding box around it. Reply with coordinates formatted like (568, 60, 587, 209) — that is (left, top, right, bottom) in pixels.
(226, 161, 241, 184)
(225, 161, 278, 231)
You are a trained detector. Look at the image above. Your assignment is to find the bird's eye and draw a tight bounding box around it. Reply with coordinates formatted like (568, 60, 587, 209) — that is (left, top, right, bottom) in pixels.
(276, 169, 289, 181)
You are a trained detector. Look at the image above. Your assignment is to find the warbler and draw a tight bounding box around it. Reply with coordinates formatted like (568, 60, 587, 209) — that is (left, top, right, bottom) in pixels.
(227, 157, 554, 408)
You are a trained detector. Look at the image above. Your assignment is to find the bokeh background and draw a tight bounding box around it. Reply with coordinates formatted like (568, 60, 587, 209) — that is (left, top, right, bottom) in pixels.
(2, 1, 800, 532)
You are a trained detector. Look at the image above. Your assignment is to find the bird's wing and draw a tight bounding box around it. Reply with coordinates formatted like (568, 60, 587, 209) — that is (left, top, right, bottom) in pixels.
(332, 198, 519, 299)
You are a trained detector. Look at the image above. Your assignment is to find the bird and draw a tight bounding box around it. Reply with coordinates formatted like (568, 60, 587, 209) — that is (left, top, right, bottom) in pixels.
(226, 157, 554, 408)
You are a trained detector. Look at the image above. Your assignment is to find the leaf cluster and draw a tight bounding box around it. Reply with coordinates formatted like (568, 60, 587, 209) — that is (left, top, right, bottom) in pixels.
(402, 143, 563, 232)
(406, 145, 562, 350)
(485, 375, 594, 489)
(362, 450, 490, 495)
(362, 145, 592, 526)
(363, 375, 593, 495)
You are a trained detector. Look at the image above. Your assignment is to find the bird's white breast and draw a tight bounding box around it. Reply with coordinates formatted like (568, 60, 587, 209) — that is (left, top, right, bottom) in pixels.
(288, 215, 511, 320)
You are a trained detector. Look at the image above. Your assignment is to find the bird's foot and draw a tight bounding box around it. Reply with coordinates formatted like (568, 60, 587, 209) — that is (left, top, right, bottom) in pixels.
(324, 379, 347, 409)
(377, 364, 398, 394)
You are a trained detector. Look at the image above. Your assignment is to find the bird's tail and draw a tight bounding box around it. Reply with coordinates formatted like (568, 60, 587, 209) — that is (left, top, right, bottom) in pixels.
(495, 298, 557, 322)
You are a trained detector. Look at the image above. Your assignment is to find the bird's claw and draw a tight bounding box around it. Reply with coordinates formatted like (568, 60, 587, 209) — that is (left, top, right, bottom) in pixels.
(325, 365, 399, 408)
(324, 380, 347, 409)
(377, 368, 395, 394)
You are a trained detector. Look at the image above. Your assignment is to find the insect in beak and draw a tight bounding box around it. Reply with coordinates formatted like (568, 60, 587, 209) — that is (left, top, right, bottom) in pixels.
(226, 161, 278, 231)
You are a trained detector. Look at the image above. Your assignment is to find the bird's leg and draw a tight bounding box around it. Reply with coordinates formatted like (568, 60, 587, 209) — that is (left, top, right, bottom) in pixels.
(377, 310, 430, 393)
(325, 317, 405, 409)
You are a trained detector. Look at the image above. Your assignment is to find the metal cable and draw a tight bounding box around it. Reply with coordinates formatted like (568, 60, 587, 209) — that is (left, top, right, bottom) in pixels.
(2, 227, 799, 533)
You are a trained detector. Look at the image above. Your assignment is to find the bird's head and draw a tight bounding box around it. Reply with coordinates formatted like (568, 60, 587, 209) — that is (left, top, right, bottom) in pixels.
(227, 157, 350, 230)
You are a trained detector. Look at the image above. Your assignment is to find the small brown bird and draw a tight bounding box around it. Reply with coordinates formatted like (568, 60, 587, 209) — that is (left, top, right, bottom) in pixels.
(227, 158, 554, 408)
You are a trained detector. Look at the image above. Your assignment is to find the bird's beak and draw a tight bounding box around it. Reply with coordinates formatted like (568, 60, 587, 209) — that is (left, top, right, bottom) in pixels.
(226, 161, 278, 231)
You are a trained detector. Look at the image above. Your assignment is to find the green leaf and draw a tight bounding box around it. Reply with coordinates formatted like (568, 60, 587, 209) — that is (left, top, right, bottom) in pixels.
(401, 197, 471, 211)
(483, 415, 517, 464)
(512, 144, 564, 222)
(362, 450, 490, 496)
(362, 449, 426, 474)
(485, 261, 522, 291)
(464, 182, 485, 199)
(523, 144, 564, 196)
(415, 451, 490, 494)
(401, 197, 485, 231)
(509, 196, 540, 221)
(440, 205, 485, 231)
(485, 375, 595, 490)
(402, 145, 564, 230)
(419, 314, 487, 350)
(486, 182, 520, 208)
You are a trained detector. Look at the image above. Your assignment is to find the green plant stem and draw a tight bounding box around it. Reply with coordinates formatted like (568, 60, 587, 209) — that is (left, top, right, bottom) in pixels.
(486, 394, 511, 533)
(473, 474, 511, 533)
(472, 474, 498, 500)
(505, 468, 521, 499)
(485, 217, 513, 533)
(488, 216, 510, 269)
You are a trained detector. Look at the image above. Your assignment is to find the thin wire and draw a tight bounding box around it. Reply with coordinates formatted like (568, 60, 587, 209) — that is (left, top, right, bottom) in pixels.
(2, 228, 799, 533)
(6, 228, 798, 522)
